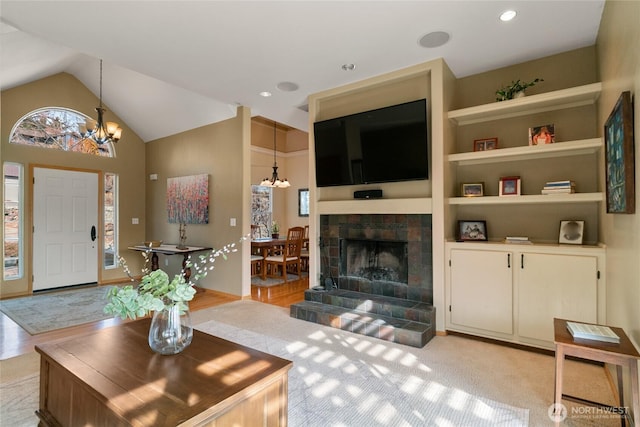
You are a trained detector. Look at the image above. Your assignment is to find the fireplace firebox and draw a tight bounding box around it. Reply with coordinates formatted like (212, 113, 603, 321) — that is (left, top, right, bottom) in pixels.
(340, 239, 408, 284)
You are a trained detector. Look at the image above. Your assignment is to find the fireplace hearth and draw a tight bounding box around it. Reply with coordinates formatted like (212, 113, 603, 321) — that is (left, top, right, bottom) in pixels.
(291, 213, 435, 347)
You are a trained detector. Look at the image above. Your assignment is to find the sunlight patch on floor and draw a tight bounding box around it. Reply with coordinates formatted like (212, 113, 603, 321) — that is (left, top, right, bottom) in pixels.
(375, 401, 398, 424)
(447, 388, 470, 410)
(401, 375, 424, 394)
(423, 381, 446, 402)
(472, 398, 495, 420)
(312, 378, 340, 398)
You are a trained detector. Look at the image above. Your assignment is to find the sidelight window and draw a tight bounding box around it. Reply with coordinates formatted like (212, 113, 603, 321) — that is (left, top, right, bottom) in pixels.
(104, 173, 118, 269)
(3, 163, 23, 280)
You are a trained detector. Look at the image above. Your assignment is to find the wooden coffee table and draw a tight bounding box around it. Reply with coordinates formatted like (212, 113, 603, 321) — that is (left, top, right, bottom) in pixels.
(35, 319, 292, 426)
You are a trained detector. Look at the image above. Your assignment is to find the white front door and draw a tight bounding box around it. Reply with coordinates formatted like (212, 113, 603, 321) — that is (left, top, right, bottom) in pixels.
(33, 168, 99, 291)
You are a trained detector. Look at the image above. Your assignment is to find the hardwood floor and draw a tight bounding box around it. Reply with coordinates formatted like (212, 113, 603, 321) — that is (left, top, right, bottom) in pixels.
(0, 278, 308, 360)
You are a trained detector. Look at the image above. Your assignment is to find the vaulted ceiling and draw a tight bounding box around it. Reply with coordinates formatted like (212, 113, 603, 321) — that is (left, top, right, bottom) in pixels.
(0, 1, 605, 142)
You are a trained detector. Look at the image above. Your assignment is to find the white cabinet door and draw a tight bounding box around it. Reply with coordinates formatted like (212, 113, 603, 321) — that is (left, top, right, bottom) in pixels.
(450, 249, 513, 334)
(517, 253, 598, 343)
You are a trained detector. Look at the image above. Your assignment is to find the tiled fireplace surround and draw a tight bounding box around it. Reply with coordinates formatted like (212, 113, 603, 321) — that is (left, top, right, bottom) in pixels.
(319, 214, 433, 304)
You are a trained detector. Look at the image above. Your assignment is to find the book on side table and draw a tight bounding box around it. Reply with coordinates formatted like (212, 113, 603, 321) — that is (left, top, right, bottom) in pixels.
(566, 321, 620, 344)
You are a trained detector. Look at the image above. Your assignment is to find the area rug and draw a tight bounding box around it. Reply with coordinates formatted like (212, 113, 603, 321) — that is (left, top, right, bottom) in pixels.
(251, 272, 307, 287)
(193, 301, 530, 427)
(0, 286, 115, 335)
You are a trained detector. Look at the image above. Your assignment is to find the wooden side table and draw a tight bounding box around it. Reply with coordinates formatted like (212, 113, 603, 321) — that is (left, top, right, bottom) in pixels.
(553, 318, 639, 426)
(129, 244, 212, 282)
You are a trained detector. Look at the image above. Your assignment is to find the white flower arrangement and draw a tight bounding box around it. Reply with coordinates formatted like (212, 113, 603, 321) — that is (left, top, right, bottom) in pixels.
(104, 237, 245, 320)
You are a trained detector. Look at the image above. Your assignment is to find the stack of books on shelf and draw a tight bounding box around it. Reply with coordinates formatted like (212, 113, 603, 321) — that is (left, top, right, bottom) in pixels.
(503, 236, 532, 244)
(566, 321, 620, 344)
(541, 180, 575, 195)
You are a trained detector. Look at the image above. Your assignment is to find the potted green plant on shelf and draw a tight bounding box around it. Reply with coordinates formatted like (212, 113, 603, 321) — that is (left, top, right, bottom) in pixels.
(104, 238, 243, 355)
(271, 221, 280, 239)
(496, 78, 544, 101)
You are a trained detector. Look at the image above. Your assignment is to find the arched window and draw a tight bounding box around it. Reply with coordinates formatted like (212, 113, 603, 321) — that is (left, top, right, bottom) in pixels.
(9, 107, 114, 157)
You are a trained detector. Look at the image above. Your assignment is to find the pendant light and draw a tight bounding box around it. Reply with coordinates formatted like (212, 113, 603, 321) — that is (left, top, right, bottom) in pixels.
(80, 60, 123, 144)
(260, 121, 290, 188)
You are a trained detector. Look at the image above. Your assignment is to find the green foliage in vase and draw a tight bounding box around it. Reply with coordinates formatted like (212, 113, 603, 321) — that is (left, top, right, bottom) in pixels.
(272, 221, 280, 233)
(104, 237, 245, 320)
(495, 78, 544, 101)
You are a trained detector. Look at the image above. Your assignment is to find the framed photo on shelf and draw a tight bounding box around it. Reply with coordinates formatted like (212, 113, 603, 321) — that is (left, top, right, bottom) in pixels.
(559, 220, 584, 245)
(457, 220, 488, 242)
(473, 137, 498, 151)
(605, 91, 635, 214)
(499, 176, 521, 196)
(461, 182, 484, 197)
(528, 124, 555, 145)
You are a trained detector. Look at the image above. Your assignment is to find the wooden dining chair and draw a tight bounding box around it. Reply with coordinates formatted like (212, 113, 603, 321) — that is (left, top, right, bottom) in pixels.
(300, 225, 310, 272)
(250, 254, 263, 277)
(263, 226, 304, 281)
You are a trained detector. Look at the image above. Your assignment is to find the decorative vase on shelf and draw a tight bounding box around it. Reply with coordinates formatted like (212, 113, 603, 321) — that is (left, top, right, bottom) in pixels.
(513, 91, 525, 99)
(148, 302, 193, 355)
(272, 233, 279, 239)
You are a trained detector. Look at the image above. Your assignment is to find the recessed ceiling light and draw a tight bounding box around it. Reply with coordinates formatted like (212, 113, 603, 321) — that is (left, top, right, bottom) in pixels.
(500, 10, 517, 21)
(276, 81, 299, 92)
(418, 31, 450, 48)
(259, 91, 272, 97)
(341, 63, 356, 71)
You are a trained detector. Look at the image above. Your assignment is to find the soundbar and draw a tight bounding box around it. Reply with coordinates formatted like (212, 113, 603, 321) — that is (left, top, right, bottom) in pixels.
(354, 189, 383, 199)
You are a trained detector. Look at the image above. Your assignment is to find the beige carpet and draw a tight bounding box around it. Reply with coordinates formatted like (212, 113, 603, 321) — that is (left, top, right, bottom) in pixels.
(0, 352, 40, 427)
(193, 301, 620, 427)
(0, 301, 620, 426)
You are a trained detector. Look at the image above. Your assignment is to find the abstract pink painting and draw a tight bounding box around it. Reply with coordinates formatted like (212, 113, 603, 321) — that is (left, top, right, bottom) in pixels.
(167, 174, 209, 224)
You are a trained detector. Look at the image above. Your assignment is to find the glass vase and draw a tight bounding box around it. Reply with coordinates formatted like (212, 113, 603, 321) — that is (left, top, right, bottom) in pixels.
(148, 302, 193, 355)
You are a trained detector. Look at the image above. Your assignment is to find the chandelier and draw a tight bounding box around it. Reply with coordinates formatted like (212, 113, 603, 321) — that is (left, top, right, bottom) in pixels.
(80, 60, 123, 144)
(260, 121, 290, 188)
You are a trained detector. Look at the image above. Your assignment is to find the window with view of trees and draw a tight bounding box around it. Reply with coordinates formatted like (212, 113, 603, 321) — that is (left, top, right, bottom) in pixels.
(9, 107, 114, 157)
(4, 163, 23, 280)
(104, 173, 118, 269)
(251, 185, 272, 238)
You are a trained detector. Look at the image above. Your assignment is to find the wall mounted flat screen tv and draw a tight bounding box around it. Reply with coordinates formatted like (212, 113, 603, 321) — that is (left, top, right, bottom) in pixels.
(314, 99, 428, 187)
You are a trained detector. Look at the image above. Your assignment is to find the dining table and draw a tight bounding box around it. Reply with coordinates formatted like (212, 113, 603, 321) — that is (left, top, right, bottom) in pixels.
(251, 238, 287, 257)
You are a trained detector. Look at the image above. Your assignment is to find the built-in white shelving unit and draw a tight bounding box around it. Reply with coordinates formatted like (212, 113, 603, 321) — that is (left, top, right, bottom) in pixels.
(447, 138, 602, 166)
(448, 192, 603, 206)
(444, 82, 606, 349)
(447, 82, 602, 125)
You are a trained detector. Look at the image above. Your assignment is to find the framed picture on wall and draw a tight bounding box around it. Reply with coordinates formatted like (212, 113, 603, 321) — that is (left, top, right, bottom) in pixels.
(605, 91, 635, 214)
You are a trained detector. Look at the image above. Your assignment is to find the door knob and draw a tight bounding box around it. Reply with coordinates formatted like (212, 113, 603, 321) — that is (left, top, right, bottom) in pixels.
(91, 225, 97, 241)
